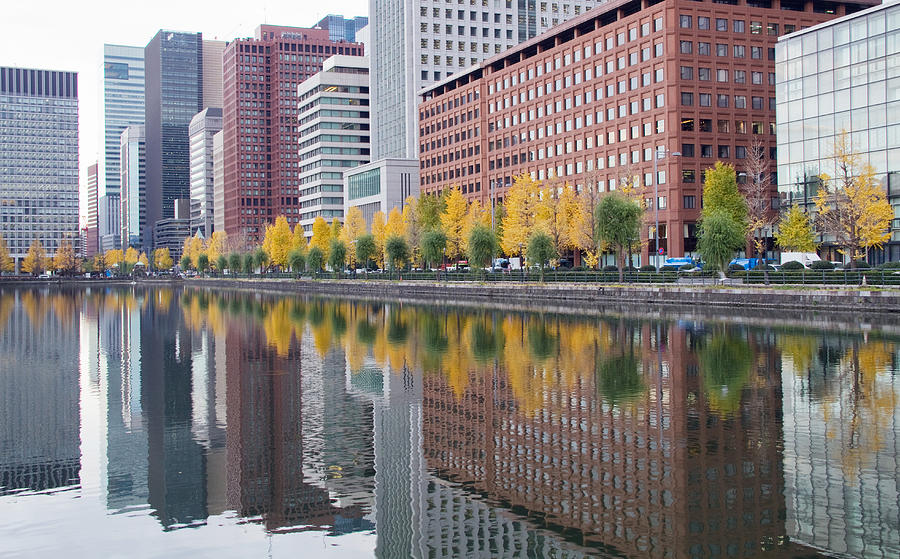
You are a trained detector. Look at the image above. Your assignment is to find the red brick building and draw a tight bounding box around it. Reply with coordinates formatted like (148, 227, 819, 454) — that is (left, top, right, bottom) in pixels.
(418, 0, 875, 260)
(222, 26, 363, 243)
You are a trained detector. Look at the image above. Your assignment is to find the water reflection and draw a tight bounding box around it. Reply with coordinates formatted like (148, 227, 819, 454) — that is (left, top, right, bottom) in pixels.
(0, 286, 897, 558)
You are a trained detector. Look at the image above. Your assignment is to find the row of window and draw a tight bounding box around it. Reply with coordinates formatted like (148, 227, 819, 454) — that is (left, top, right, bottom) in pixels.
(680, 92, 775, 111)
(679, 14, 795, 36)
(681, 118, 775, 136)
(680, 40, 775, 60)
(680, 66, 774, 85)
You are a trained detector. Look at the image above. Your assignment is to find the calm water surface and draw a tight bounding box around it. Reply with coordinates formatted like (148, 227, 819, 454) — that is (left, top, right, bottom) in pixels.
(0, 286, 898, 558)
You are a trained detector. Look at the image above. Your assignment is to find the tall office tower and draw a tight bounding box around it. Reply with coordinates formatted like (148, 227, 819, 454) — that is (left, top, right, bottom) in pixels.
(212, 131, 225, 234)
(221, 24, 364, 242)
(201, 40, 227, 110)
(189, 108, 223, 237)
(86, 162, 99, 258)
(297, 56, 371, 235)
(98, 193, 121, 252)
(418, 0, 877, 262)
(144, 30, 203, 249)
(102, 44, 145, 199)
(120, 125, 146, 249)
(369, 0, 599, 160)
(316, 15, 369, 42)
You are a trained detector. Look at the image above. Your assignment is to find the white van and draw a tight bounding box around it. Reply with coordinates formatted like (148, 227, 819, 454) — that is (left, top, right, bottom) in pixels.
(780, 252, 821, 268)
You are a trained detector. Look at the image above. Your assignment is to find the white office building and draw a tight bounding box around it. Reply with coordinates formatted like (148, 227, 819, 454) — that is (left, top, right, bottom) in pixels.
(297, 55, 371, 236)
(103, 44, 145, 198)
(120, 125, 146, 249)
(189, 107, 223, 237)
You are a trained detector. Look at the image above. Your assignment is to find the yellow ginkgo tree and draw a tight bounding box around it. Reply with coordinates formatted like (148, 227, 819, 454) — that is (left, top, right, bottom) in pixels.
(814, 132, 893, 268)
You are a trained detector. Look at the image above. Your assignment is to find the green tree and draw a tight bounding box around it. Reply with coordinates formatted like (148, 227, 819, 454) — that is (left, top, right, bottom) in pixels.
(385, 235, 410, 272)
(467, 224, 497, 278)
(197, 253, 209, 273)
(287, 249, 306, 275)
(228, 252, 242, 273)
(596, 193, 642, 281)
(355, 234, 376, 270)
(254, 247, 269, 273)
(697, 210, 745, 273)
(328, 239, 347, 273)
(242, 253, 255, 274)
(216, 254, 228, 274)
(307, 246, 325, 274)
(702, 162, 748, 228)
(421, 230, 447, 270)
(526, 231, 556, 282)
(775, 205, 817, 252)
(180, 254, 192, 271)
(417, 193, 446, 233)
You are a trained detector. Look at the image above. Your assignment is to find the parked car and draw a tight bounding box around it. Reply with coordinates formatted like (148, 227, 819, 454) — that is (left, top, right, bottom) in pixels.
(780, 252, 820, 268)
(664, 257, 702, 270)
(38, 272, 52, 279)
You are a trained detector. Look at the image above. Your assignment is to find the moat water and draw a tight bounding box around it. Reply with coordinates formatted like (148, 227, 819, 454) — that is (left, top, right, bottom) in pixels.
(0, 285, 897, 558)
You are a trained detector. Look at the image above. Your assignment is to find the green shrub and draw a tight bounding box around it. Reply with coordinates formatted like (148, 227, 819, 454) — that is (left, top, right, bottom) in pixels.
(728, 263, 745, 272)
(852, 260, 871, 269)
(639, 264, 657, 272)
(810, 260, 835, 270)
(602, 265, 618, 272)
(679, 263, 695, 271)
(782, 260, 805, 271)
(878, 261, 900, 269)
(624, 266, 638, 272)
(659, 265, 678, 272)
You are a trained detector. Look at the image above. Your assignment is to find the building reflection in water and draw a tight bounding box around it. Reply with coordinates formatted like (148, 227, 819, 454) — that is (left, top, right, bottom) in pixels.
(1, 286, 898, 559)
(0, 289, 81, 495)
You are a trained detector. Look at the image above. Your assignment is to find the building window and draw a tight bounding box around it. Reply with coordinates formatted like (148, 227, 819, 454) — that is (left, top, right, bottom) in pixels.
(684, 194, 696, 207)
(734, 45, 746, 58)
(680, 41, 693, 54)
(680, 15, 692, 28)
(698, 17, 710, 30)
(734, 95, 747, 108)
(735, 70, 746, 83)
(698, 42, 711, 55)
(701, 144, 713, 158)
(716, 18, 728, 31)
(752, 96, 764, 110)
(681, 66, 694, 80)
(751, 46, 762, 59)
(750, 21, 762, 34)
(717, 44, 728, 57)
(717, 94, 729, 107)
(682, 143, 695, 157)
(682, 117, 695, 131)
(736, 145, 747, 159)
(733, 20, 745, 33)
(699, 67, 711, 81)
(718, 145, 730, 158)
(699, 119, 712, 132)
(681, 92, 694, 106)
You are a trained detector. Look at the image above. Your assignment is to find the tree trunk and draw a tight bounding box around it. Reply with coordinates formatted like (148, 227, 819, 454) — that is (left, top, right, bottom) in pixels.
(617, 245, 624, 282)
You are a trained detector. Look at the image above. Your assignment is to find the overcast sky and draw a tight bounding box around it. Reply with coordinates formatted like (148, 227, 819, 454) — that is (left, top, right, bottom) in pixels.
(0, 0, 368, 222)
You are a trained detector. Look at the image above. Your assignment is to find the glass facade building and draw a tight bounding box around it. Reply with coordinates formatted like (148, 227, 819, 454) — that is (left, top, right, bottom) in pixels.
(144, 30, 203, 249)
(316, 15, 369, 43)
(120, 125, 146, 250)
(776, 1, 900, 262)
(0, 66, 79, 270)
(103, 44, 145, 199)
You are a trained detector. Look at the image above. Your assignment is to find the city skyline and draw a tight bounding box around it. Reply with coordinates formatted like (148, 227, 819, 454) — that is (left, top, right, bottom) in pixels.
(0, 0, 368, 225)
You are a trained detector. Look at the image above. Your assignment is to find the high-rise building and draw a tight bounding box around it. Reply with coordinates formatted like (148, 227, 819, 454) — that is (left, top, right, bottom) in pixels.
(120, 125, 146, 249)
(221, 24, 364, 242)
(86, 162, 99, 258)
(370, 0, 600, 160)
(212, 131, 225, 235)
(0, 73, 84, 261)
(297, 55, 371, 234)
(189, 108, 223, 237)
(144, 30, 203, 249)
(99, 193, 121, 252)
(153, 198, 191, 261)
(776, 1, 900, 264)
(316, 14, 369, 43)
(417, 0, 876, 262)
(201, 40, 227, 110)
(102, 44, 145, 199)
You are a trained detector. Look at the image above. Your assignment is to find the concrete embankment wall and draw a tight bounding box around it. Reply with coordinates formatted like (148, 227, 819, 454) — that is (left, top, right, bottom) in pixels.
(190, 278, 900, 315)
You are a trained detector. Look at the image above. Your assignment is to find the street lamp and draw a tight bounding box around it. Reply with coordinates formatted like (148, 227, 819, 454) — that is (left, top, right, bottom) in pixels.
(653, 148, 680, 268)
